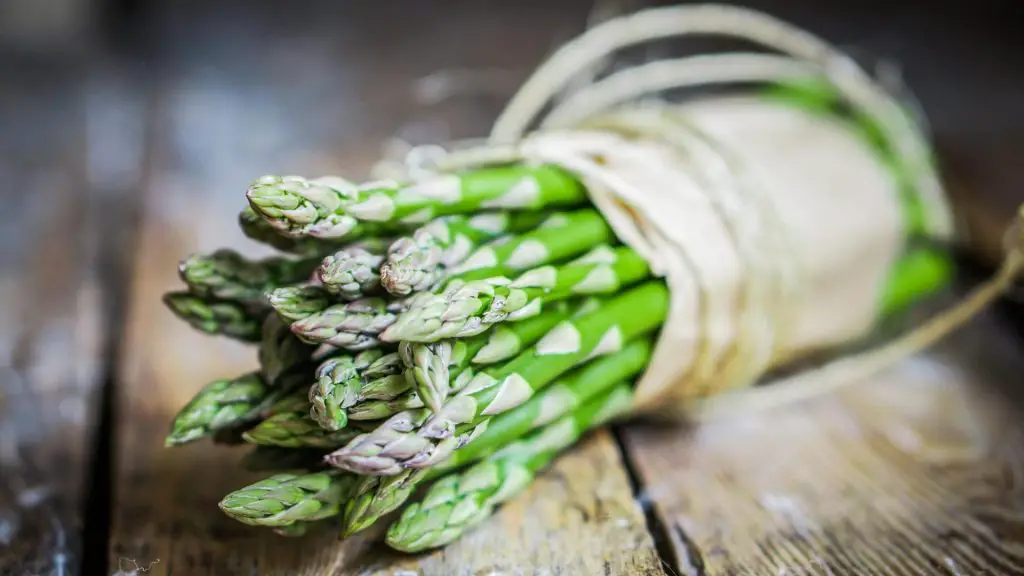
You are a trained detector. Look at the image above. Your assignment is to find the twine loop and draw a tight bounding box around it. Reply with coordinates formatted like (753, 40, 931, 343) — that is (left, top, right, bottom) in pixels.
(372, 4, 1023, 417)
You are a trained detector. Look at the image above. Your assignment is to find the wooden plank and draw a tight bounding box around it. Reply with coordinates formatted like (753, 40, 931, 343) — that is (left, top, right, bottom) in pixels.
(107, 2, 662, 574)
(0, 57, 137, 574)
(621, 301, 1024, 576)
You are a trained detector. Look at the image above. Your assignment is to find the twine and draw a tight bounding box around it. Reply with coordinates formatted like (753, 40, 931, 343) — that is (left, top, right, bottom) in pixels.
(373, 4, 1024, 419)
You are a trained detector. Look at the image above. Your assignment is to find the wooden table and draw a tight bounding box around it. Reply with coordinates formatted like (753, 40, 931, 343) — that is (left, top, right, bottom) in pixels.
(2, 1, 1023, 574)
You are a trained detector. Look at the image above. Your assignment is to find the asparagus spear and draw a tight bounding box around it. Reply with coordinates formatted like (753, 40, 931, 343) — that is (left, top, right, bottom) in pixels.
(340, 339, 652, 535)
(443, 209, 613, 283)
(398, 341, 452, 415)
(325, 282, 664, 475)
(318, 246, 384, 300)
(165, 372, 270, 446)
(400, 300, 576, 414)
(268, 284, 412, 350)
(267, 285, 332, 323)
(238, 206, 342, 256)
(246, 165, 586, 240)
(312, 308, 576, 428)
(178, 249, 319, 304)
(219, 470, 358, 528)
(309, 306, 572, 430)
(308, 350, 403, 430)
(380, 211, 553, 297)
(257, 314, 321, 386)
(162, 291, 264, 342)
(215, 340, 648, 535)
(385, 383, 634, 552)
(416, 281, 666, 441)
(289, 297, 399, 350)
(383, 245, 649, 342)
(242, 394, 366, 449)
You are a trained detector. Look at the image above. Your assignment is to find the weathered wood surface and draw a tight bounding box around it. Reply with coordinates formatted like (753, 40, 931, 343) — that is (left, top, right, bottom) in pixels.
(107, 1, 663, 575)
(0, 57, 125, 575)
(1, 0, 1023, 574)
(622, 301, 1024, 575)
(98, 1, 1024, 574)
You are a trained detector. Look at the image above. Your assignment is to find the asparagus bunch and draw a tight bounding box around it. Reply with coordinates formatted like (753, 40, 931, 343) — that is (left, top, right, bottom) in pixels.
(162, 155, 951, 553)
(386, 382, 634, 551)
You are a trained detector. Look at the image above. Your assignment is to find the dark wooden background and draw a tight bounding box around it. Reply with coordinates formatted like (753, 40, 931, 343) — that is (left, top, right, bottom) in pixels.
(2, 1, 1023, 574)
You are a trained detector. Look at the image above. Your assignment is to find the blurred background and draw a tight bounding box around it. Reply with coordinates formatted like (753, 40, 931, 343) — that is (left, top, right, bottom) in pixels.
(1, 1, 1023, 574)
(1, 0, 1022, 260)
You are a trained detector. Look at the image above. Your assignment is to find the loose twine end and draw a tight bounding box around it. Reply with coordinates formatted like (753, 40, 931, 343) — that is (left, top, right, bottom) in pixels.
(680, 203, 1024, 423)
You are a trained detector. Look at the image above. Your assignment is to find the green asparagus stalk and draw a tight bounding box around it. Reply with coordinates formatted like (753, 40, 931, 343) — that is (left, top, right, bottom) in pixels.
(167, 366, 327, 447)
(397, 341, 452, 415)
(258, 314, 321, 386)
(178, 249, 319, 304)
(311, 306, 581, 427)
(318, 246, 384, 300)
(443, 209, 613, 283)
(267, 285, 332, 323)
(268, 283, 412, 351)
(165, 372, 270, 446)
(400, 300, 577, 414)
(340, 339, 652, 535)
(238, 206, 343, 256)
(242, 399, 365, 449)
(416, 281, 665, 440)
(308, 350, 402, 430)
(380, 211, 553, 297)
(307, 302, 580, 429)
(289, 297, 399, 350)
(385, 383, 634, 552)
(163, 291, 264, 342)
(325, 282, 664, 475)
(383, 245, 649, 342)
(219, 470, 358, 528)
(246, 165, 586, 240)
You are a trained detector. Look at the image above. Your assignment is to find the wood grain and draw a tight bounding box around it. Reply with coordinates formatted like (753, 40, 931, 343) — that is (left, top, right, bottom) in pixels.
(97, 1, 1024, 574)
(106, 2, 663, 574)
(621, 301, 1024, 576)
(0, 61, 113, 575)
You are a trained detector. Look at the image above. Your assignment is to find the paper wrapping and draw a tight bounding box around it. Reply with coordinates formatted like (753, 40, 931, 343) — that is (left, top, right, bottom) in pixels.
(517, 96, 949, 411)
